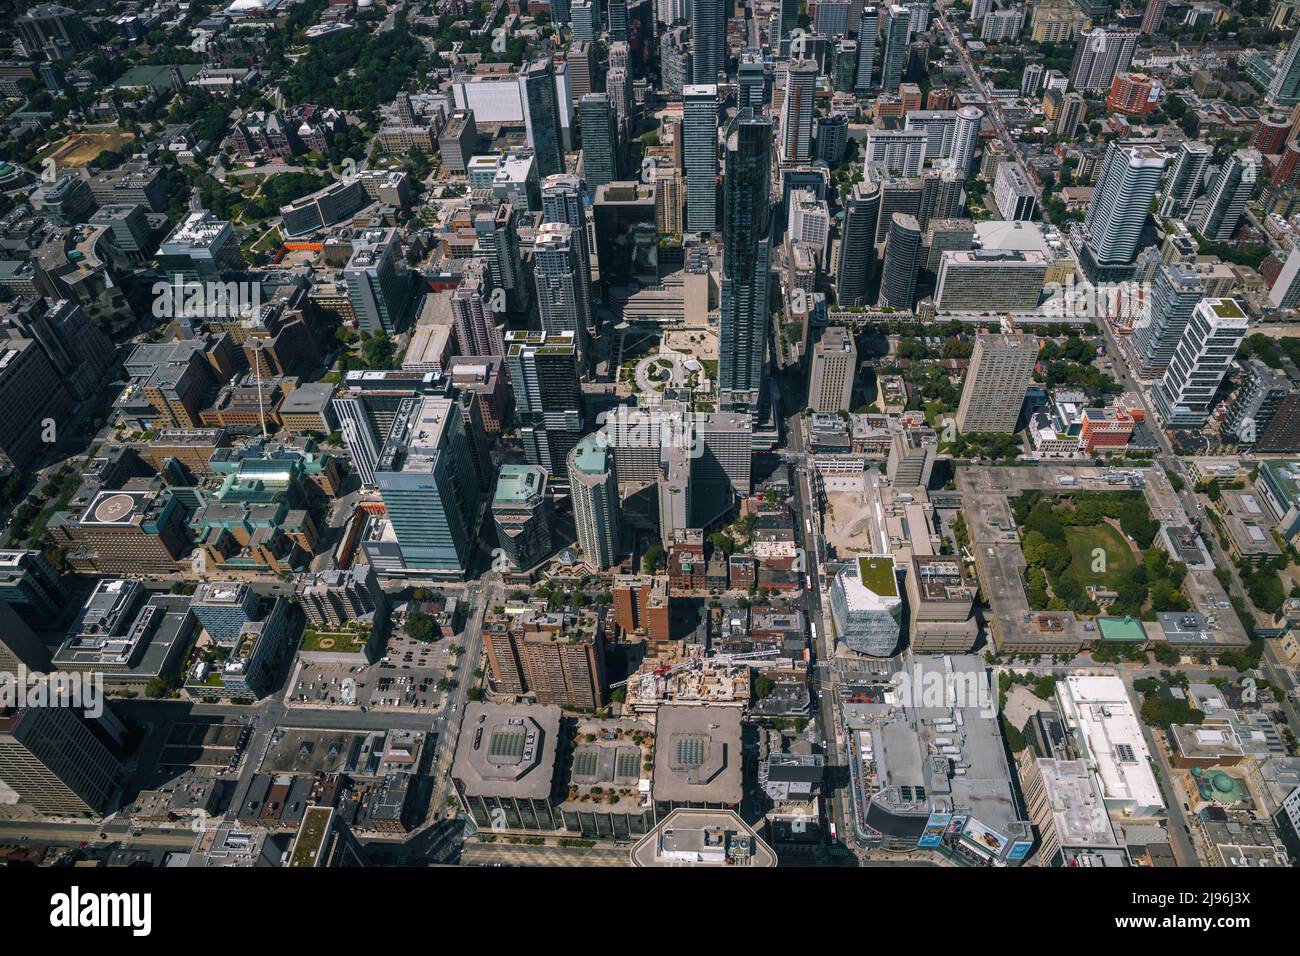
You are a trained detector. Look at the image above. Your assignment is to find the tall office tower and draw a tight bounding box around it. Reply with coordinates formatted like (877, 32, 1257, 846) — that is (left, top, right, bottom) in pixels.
(778, 0, 801, 41)
(345, 228, 414, 336)
(680, 411, 753, 526)
(1268, 29, 1300, 104)
(876, 175, 923, 243)
(532, 222, 592, 364)
(506, 330, 584, 475)
(0, 338, 72, 474)
(683, 85, 720, 232)
(520, 58, 565, 178)
(0, 707, 120, 816)
(690, 0, 727, 84)
(541, 174, 595, 345)
(608, 0, 629, 39)
(1140, 0, 1167, 34)
(492, 464, 553, 570)
(661, 28, 691, 94)
(189, 582, 260, 644)
(573, 49, 603, 105)
(578, 95, 619, 189)
(0, 601, 49, 671)
(607, 65, 632, 142)
(881, 5, 911, 92)
(1132, 261, 1203, 372)
(954, 333, 1040, 433)
(833, 39, 859, 93)
(553, 0, 571, 21)
(16, 4, 92, 61)
(370, 396, 483, 576)
(878, 213, 923, 310)
(952, 105, 982, 175)
(739, 50, 767, 109)
(331, 370, 446, 487)
(780, 59, 819, 165)
(451, 260, 505, 358)
(1154, 298, 1249, 426)
(856, 7, 881, 95)
(568, 434, 621, 569)
(475, 201, 528, 313)
(572, 0, 597, 39)
(837, 180, 881, 307)
(718, 110, 774, 417)
(1194, 148, 1262, 242)
(157, 209, 247, 282)
(815, 0, 853, 35)
(809, 326, 858, 413)
(1160, 140, 1212, 218)
(1069, 29, 1139, 92)
(918, 163, 964, 229)
(0, 549, 68, 625)
(3, 299, 114, 402)
(1083, 141, 1167, 267)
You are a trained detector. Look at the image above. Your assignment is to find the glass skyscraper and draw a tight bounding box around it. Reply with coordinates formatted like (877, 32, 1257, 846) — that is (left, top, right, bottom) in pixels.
(718, 109, 773, 418)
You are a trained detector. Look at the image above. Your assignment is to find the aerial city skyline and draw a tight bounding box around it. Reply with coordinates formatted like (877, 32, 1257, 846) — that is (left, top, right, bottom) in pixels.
(0, 0, 1297, 913)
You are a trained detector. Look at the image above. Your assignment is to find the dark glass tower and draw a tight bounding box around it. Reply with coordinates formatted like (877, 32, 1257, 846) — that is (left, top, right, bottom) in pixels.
(521, 58, 565, 178)
(718, 110, 773, 419)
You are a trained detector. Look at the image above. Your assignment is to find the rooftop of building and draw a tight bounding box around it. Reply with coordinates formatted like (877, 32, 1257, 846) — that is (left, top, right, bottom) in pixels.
(493, 464, 548, 505)
(451, 701, 562, 800)
(650, 704, 743, 805)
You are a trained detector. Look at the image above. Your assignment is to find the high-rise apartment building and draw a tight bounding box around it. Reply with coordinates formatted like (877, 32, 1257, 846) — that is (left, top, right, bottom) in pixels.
(857, 7, 881, 95)
(690, 0, 727, 84)
(809, 327, 858, 413)
(881, 5, 911, 92)
(1082, 141, 1166, 267)
(837, 180, 881, 306)
(1154, 298, 1248, 427)
(955, 333, 1040, 433)
(780, 59, 819, 165)
(878, 213, 923, 310)
(506, 330, 584, 476)
(568, 434, 621, 570)
(1160, 140, 1212, 219)
(533, 222, 592, 364)
(1194, 148, 1261, 242)
(1069, 28, 1138, 92)
(1132, 260, 1203, 373)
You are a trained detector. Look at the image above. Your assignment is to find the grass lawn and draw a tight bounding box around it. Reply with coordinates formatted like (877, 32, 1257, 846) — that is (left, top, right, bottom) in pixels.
(301, 630, 369, 653)
(1064, 522, 1136, 587)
